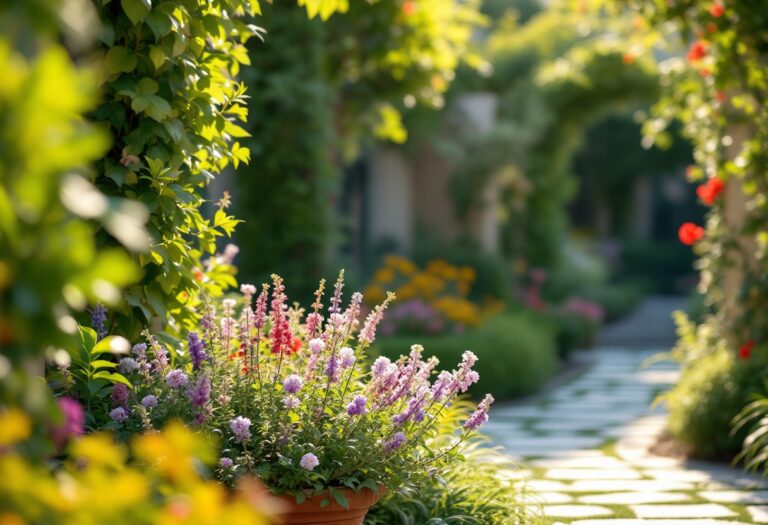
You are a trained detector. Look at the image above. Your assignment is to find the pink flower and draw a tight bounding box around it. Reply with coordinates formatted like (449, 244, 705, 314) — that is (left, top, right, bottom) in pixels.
(464, 394, 494, 430)
(50, 398, 84, 447)
(300, 452, 319, 470)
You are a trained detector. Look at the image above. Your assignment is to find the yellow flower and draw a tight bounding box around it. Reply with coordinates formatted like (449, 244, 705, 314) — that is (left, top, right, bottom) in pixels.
(373, 267, 395, 284)
(0, 408, 31, 446)
(363, 284, 386, 304)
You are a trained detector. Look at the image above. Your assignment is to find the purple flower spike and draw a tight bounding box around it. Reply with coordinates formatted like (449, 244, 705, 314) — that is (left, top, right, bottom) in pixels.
(464, 394, 494, 430)
(384, 431, 406, 452)
(187, 331, 209, 371)
(230, 416, 251, 443)
(91, 304, 108, 340)
(165, 369, 188, 389)
(346, 395, 367, 416)
(190, 373, 211, 407)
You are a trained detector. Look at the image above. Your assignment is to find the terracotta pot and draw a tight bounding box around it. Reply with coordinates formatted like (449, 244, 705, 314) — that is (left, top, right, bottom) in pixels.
(272, 486, 385, 525)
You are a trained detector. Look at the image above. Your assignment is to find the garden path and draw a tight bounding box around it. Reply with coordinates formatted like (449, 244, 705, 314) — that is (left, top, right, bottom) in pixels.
(483, 300, 767, 524)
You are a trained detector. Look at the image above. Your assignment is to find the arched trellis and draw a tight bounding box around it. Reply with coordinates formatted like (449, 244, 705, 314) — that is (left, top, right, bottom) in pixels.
(449, 10, 661, 269)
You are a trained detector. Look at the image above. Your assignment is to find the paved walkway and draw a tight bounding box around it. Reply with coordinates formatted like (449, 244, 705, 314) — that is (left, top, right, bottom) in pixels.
(484, 347, 768, 524)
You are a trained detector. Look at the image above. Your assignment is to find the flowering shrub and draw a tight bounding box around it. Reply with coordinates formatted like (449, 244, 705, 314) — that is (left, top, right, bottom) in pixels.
(364, 256, 504, 335)
(54, 274, 494, 500)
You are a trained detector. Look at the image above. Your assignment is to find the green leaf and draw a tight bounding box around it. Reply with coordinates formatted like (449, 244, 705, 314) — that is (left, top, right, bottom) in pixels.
(137, 77, 159, 95)
(144, 95, 172, 122)
(92, 371, 133, 388)
(149, 46, 166, 70)
(90, 360, 117, 370)
(78, 325, 98, 353)
(104, 46, 137, 74)
(91, 335, 131, 356)
(121, 0, 151, 25)
(331, 490, 349, 510)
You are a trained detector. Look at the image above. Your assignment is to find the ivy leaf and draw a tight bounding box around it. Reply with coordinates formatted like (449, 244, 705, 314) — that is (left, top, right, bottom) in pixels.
(105, 46, 137, 74)
(149, 46, 166, 70)
(121, 0, 151, 25)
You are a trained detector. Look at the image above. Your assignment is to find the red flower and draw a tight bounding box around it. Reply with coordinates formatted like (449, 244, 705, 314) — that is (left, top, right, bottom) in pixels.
(699, 67, 711, 78)
(678, 222, 704, 245)
(715, 90, 727, 103)
(290, 336, 303, 354)
(739, 340, 756, 360)
(709, 2, 725, 17)
(402, 1, 416, 16)
(707, 22, 718, 33)
(622, 52, 635, 65)
(687, 40, 708, 62)
(696, 177, 725, 205)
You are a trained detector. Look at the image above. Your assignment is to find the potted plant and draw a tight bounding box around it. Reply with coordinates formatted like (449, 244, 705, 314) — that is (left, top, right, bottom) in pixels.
(51, 272, 494, 524)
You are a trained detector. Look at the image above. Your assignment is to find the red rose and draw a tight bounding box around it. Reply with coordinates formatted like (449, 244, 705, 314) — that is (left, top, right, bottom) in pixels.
(709, 2, 725, 17)
(739, 340, 756, 360)
(678, 222, 704, 245)
(687, 41, 707, 62)
(696, 177, 725, 205)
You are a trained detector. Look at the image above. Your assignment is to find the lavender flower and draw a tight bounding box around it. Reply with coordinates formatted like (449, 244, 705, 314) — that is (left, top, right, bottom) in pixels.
(109, 406, 129, 423)
(132, 343, 147, 359)
(187, 331, 209, 371)
(230, 416, 251, 443)
(309, 338, 326, 354)
(449, 351, 480, 395)
(219, 457, 234, 468)
(111, 383, 129, 407)
(464, 394, 494, 430)
(359, 293, 394, 344)
(430, 371, 453, 402)
(190, 373, 211, 407)
(329, 271, 345, 314)
(141, 395, 158, 409)
(372, 356, 392, 378)
(384, 431, 406, 452)
(165, 369, 188, 389)
(254, 284, 269, 329)
(324, 353, 340, 382)
(149, 337, 169, 372)
(346, 395, 367, 416)
(91, 304, 108, 340)
(283, 374, 303, 394)
(119, 357, 138, 375)
(300, 452, 319, 471)
(240, 283, 257, 301)
(392, 390, 427, 425)
(339, 347, 355, 368)
(283, 395, 300, 409)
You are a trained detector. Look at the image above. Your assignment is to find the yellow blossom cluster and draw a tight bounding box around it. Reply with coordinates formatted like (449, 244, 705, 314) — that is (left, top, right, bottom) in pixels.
(364, 255, 503, 327)
(0, 410, 276, 525)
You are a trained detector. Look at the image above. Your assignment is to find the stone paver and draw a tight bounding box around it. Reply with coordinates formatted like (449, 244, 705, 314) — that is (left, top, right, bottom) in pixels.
(699, 491, 768, 504)
(748, 506, 768, 523)
(484, 326, 768, 525)
(543, 505, 614, 518)
(631, 504, 737, 519)
(578, 492, 691, 505)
